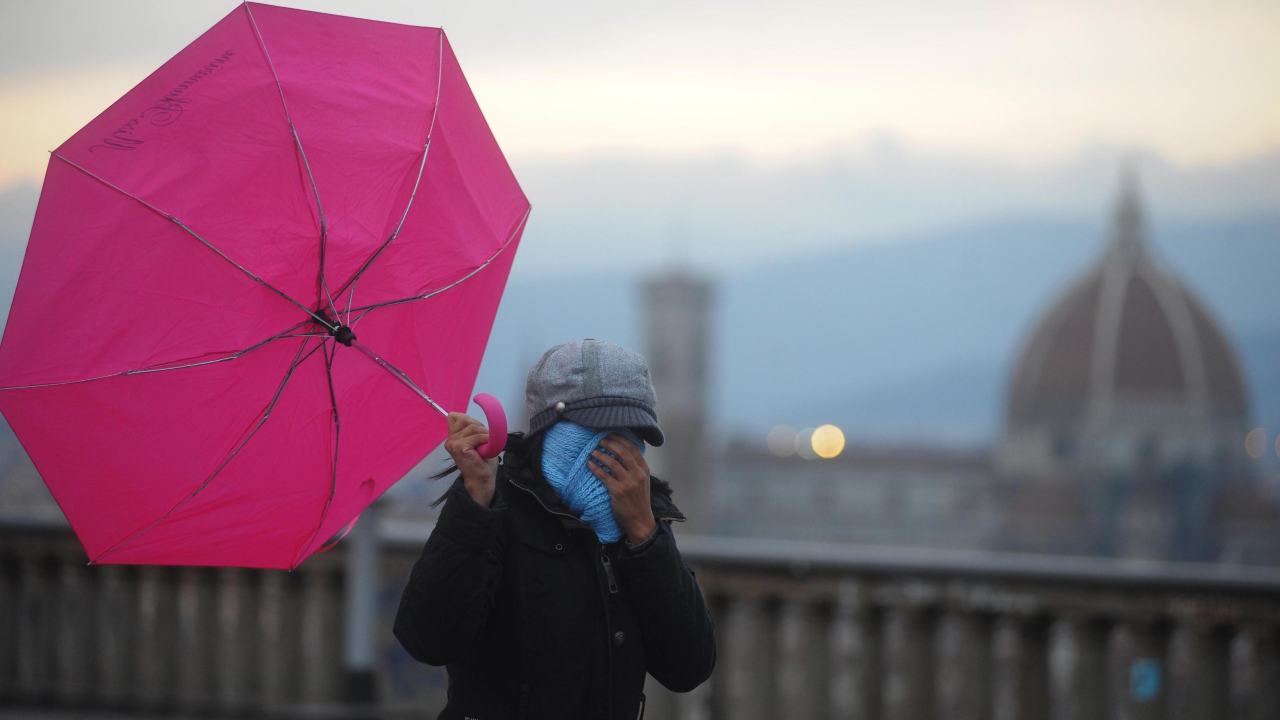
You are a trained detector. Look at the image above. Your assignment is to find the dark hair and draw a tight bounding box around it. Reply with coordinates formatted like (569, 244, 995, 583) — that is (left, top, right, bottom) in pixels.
(428, 464, 461, 508)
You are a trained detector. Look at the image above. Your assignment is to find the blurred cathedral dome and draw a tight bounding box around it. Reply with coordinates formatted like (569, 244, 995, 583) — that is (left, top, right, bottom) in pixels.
(1001, 174, 1250, 475)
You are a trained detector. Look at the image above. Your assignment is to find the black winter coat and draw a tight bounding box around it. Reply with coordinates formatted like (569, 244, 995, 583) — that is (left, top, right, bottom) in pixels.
(394, 433, 716, 720)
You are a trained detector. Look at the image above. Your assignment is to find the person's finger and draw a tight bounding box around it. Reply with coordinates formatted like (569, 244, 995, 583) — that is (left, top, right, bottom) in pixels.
(454, 421, 488, 437)
(590, 449, 619, 470)
(588, 459, 626, 491)
(446, 427, 489, 455)
(588, 460, 610, 481)
(602, 435, 642, 465)
(591, 449, 625, 480)
(598, 438, 634, 470)
(454, 430, 490, 451)
(604, 436, 649, 478)
(448, 412, 482, 434)
(445, 422, 476, 440)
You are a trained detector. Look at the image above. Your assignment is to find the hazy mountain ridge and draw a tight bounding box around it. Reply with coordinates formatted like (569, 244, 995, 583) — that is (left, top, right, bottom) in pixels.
(0, 175, 1276, 455)
(475, 213, 1280, 446)
(712, 214, 1280, 442)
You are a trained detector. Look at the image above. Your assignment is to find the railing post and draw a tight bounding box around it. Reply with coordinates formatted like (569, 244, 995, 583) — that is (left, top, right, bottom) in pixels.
(175, 567, 212, 713)
(829, 579, 879, 720)
(1109, 618, 1170, 720)
(344, 505, 380, 704)
(1231, 624, 1280, 720)
(136, 566, 166, 708)
(778, 593, 823, 718)
(259, 570, 289, 709)
(55, 552, 90, 706)
(882, 600, 936, 720)
(724, 591, 769, 720)
(1168, 618, 1230, 720)
(0, 550, 12, 704)
(992, 615, 1049, 720)
(1049, 615, 1107, 720)
(301, 565, 338, 704)
(17, 552, 50, 703)
(95, 565, 130, 707)
(937, 609, 992, 720)
(1253, 627, 1280, 720)
(0, 546, 12, 704)
(215, 567, 247, 713)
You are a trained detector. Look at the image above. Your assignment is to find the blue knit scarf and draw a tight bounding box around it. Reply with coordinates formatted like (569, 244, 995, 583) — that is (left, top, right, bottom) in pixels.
(540, 421, 645, 543)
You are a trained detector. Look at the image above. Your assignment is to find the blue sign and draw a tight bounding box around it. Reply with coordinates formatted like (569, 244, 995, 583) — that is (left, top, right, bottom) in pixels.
(1130, 658, 1162, 702)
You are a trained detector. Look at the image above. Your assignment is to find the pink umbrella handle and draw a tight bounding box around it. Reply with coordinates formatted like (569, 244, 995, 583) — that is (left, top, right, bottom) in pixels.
(472, 393, 508, 459)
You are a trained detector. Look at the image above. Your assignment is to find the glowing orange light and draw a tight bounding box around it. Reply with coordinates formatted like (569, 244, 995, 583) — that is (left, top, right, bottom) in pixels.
(811, 424, 846, 459)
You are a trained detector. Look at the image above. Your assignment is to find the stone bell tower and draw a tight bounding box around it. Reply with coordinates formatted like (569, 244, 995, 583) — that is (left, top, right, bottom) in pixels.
(642, 268, 714, 533)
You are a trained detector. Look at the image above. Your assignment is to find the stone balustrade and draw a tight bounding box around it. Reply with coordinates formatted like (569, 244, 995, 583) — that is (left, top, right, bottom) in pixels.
(646, 536, 1280, 720)
(1, 522, 348, 715)
(3, 519, 1279, 719)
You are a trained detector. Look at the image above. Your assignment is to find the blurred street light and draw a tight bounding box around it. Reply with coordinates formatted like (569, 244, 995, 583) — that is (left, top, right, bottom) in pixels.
(795, 428, 818, 460)
(811, 424, 846, 460)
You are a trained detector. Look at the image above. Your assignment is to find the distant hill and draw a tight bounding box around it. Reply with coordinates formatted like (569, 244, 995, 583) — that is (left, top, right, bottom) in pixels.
(1, 175, 1276, 460)
(473, 213, 1280, 449)
(709, 214, 1280, 443)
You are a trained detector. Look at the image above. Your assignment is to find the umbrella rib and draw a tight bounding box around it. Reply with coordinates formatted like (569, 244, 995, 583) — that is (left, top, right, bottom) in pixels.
(337, 29, 447, 325)
(347, 205, 530, 324)
(0, 319, 314, 392)
(350, 339, 449, 417)
(243, 2, 340, 321)
(90, 335, 325, 564)
(291, 340, 343, 568)
(51, 153, 338, 333)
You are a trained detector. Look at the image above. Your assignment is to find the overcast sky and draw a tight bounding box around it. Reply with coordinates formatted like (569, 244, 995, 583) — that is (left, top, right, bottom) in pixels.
(1, 1, 1278, 273)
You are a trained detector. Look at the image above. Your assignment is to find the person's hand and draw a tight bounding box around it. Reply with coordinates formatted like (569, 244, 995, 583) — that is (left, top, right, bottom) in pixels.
(445, 412, 497, 507)
(590, 434, 657, 544)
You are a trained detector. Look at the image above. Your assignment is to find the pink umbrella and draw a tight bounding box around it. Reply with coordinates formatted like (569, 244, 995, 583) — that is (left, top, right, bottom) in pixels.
(0, 3, 527, 568)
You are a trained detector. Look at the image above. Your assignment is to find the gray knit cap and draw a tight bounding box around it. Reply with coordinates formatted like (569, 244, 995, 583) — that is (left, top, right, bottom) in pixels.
(525, 339, 664, 446)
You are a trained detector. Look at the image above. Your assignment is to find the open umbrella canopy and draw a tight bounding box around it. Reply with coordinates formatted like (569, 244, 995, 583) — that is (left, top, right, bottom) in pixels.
(0, 3, 529, 568)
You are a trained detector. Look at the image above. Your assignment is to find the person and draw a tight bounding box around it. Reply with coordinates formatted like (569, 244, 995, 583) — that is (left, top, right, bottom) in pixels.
(394, 339, 716, 720)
